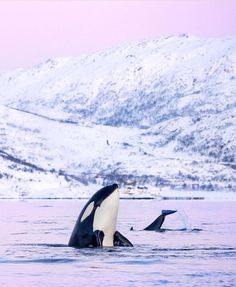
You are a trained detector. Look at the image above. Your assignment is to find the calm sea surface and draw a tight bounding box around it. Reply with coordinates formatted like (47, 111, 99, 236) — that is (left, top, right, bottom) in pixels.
(0, 199, 236, 287)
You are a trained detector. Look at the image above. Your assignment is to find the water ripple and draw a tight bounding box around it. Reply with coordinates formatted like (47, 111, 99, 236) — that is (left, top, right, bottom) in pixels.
(0, 258, 76, 264)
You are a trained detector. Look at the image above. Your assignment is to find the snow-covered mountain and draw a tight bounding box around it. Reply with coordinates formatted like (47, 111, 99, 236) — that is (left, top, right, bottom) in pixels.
(0, 34, 236, 198)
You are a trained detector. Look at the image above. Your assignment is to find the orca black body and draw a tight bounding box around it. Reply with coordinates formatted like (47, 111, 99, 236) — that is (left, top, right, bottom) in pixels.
(68, 184, 133, 248)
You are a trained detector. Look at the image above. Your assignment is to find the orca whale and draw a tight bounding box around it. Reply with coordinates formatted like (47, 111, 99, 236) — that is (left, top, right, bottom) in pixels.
(68, 184, 133, 248)
(143, 210, 177, 230)
(130, 209, 177, 231)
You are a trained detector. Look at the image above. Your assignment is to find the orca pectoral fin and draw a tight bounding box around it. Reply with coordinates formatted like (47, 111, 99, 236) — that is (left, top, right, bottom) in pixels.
(92, 230, 104, 247)
(114, 231, 133, 247)
(144, 210, 177, 231)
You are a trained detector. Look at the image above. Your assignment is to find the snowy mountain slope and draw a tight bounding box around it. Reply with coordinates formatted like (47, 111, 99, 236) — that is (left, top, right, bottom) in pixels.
(0, 35, 236, 198)
(1, 35, 235, 126)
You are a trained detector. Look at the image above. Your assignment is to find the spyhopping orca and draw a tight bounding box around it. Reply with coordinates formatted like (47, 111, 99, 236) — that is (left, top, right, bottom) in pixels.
(68, 184, 133, 248)
(130, 210, 177, 231)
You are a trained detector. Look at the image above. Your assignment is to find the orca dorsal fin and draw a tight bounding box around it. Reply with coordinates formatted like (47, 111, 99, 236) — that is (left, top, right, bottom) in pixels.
(144, 210, 177, 231)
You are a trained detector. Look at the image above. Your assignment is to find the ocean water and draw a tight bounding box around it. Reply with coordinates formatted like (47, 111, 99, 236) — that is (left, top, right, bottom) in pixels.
(0, 199, 236, 287)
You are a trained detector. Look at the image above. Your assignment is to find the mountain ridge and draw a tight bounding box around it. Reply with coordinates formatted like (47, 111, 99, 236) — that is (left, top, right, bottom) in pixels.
(0, 35, 235, 198)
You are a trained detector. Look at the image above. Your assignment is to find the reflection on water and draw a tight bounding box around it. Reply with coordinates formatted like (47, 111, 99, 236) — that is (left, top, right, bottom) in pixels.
(0, 199, 236, 287)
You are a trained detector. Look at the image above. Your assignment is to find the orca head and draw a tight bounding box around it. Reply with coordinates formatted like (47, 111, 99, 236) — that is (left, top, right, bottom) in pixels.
(80, 184, 120, 247)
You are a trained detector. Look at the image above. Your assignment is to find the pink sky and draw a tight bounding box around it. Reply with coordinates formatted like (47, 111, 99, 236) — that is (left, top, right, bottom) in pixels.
(0, 0, 236, 71)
